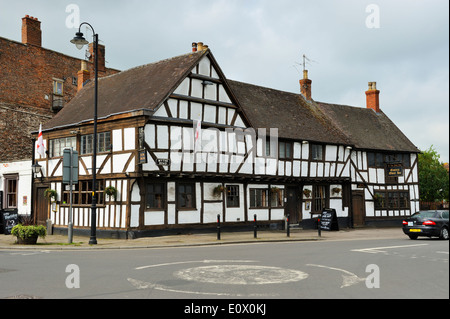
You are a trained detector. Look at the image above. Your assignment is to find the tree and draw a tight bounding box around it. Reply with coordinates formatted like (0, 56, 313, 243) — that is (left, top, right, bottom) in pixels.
(418, 146, 449, 202)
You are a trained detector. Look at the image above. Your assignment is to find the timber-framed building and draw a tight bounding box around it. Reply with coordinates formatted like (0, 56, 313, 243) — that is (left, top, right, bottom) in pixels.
(34, 44, 420, 238)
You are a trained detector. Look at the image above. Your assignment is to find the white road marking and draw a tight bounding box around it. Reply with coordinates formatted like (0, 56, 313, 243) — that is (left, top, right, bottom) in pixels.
(126, 277, 277, 297)
(10, 251, 50, 256)
(351, 244, 428, 254)
(306, 264, 365, 288)
(174, 265, 309, 285)
(135, 259, 257, 270)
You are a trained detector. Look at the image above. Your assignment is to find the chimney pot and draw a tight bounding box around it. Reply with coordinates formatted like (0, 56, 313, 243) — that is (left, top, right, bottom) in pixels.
(366, 82, 380, 112)
(192, 42, 198, 52)
(22, 15, 42, 47)
(77, 60, 90, 92)
(299, 70, 312, 101)
(89, 43, 106, 73)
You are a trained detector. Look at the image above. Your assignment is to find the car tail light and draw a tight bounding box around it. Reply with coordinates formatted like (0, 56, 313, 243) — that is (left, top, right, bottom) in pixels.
(402, 220, 408, 225)
(423, 220, 436, 226)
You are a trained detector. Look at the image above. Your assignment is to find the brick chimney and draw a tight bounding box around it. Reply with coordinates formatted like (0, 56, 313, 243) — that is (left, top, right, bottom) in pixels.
(77, 61, 90, 92)
(22, 15, 42, 47)
(89, 43, 106, 73)
(300, 70, 312, 101)
(366, 82, 380, 112)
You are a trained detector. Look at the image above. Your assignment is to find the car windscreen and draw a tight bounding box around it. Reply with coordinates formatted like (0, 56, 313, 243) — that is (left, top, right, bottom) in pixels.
(414, 211, 439, 219)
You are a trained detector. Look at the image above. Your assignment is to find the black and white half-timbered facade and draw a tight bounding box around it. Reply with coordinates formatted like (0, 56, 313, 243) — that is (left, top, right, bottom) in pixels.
(34, 46, 420, 237)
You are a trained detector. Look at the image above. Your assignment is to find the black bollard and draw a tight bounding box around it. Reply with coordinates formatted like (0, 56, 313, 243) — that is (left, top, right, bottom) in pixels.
(254, 214, 257, 239)
(217, 214, 221, 240)
(318, 218, 322, 237)
(286, 214, 290, 237)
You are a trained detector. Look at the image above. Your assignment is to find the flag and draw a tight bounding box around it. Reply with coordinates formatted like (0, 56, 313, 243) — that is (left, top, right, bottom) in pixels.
(37, 124, 46, 158)
(194, 120, 202, 153)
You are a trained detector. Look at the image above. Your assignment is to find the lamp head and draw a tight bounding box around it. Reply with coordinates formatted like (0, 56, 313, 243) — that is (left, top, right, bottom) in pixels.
(70, 32, 89, 50)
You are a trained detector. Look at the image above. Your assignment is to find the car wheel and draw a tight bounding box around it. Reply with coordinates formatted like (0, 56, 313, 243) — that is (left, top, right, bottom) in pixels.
(439, 227, 449, 240)
(408, 234, 418, 240)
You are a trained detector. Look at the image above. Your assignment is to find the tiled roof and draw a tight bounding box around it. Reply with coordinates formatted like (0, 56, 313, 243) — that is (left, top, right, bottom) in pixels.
(43, 49, 419, 153)
(43, 50, 207, 130)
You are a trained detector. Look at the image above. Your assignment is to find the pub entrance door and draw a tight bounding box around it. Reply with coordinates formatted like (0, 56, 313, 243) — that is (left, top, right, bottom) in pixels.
(285, 187, 300, 224)
(352, 191, 365, 227)
(34, 185, 49, 225)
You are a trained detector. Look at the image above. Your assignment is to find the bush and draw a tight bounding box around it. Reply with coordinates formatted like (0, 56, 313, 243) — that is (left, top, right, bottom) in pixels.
(11, 224, 47, 239)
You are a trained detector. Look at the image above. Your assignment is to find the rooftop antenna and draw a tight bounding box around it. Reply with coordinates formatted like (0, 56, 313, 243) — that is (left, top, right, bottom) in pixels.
(294, 54, 318, 75)
(302, 54, 318, 71)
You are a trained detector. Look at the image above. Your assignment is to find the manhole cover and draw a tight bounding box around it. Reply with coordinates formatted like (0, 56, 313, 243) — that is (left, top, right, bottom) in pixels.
(174, 265, 308, 285)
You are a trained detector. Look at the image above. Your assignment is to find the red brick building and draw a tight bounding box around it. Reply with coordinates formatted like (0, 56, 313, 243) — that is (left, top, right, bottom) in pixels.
(0, 15, 119, 218)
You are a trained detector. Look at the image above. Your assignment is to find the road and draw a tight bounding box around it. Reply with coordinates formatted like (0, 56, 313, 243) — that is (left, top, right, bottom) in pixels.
(0, 237, 448, 300)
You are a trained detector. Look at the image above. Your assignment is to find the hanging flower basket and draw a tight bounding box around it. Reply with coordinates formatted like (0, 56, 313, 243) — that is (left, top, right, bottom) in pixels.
(332, 187, 342, 195)
(213, 185, 225, 197)
(105, 186, 118, 200)
(44, 189, 57, 202)
(303, 189, 311, 198)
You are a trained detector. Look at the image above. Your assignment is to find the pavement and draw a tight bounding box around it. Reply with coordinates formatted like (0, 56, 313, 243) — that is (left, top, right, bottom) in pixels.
(0, 227, 406, 250)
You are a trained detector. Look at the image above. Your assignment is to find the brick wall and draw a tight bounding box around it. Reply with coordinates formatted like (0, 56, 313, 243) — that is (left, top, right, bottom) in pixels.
(0, 102, 51, 161)
(0, 34, 119, 162)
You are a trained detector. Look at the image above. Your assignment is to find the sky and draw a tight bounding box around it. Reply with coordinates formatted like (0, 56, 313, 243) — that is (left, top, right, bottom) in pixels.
(1, 0, 449, 162)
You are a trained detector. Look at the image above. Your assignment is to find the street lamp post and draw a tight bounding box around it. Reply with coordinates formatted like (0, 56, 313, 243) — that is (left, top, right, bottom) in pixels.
(71, 23, 98, 245)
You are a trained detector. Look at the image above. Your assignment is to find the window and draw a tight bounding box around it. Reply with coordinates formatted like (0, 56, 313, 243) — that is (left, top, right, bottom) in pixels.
(374, 190, 410, 210)
(146, 183, 165, 209)
(270, 188, 285, 208)
(250, 189, 269, 208)
(4, 175, 18, 208)
(279, 142, 292, 160)
(49, 137, 76, 158)
(249, 188, 286, 208)
(265, 140, 271, 157)
(311, 144, 324, 161)
(226, 185, 240, 208)
(81, 132, 111, 155)
(368, 152, 411, 168)
(53, 79, 64, 96)
(62, 180, 104, 206)
(177, 183, 196, 209)
(312, 185, 328, 213)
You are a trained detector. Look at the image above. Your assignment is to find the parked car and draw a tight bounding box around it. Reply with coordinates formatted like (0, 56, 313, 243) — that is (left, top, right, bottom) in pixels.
(403, 210, 449, 240)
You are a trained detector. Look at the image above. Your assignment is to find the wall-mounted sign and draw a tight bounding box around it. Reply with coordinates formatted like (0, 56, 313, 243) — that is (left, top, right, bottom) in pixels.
(156, 159, 171, 166)
(386, 163, 403, 177)
(138, 150, 147, 164)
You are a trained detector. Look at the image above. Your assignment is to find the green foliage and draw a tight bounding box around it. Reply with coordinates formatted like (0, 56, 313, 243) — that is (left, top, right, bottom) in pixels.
(418, 146, 449, 202)
(11, 224, 47, 239)
(105, 186, 118, 199)
(44, 188, 57, 201)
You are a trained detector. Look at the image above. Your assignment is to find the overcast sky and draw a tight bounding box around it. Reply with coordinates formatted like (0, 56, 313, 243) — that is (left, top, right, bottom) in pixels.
(1, 0, 448, 162)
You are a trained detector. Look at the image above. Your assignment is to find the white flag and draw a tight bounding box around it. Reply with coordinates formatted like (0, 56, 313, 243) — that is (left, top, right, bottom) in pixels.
(37, 124, 46, 158)
(194, 120, 202, 153)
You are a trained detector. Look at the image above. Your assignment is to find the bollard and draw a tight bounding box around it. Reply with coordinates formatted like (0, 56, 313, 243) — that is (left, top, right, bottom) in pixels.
(286, 214, 290, 237)
(217, 214, 221, 240)
(254, 214, 257, 239)
(318, 218, 321, 237)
